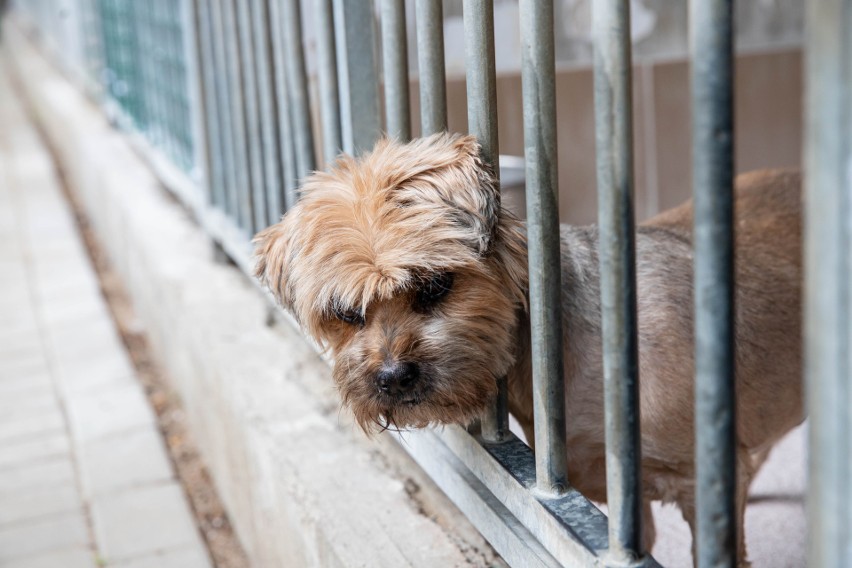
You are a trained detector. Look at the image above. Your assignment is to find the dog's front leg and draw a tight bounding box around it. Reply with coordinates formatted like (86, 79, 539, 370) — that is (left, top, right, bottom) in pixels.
(642, 499, 657, 554)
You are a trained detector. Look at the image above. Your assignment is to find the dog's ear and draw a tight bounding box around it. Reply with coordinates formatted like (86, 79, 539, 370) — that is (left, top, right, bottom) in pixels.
(253, 218, 298, 314)
(391, 134, 501, 256)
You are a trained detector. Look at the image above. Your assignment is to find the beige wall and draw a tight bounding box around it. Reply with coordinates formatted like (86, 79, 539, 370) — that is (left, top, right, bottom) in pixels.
(406, 48, 802, 225)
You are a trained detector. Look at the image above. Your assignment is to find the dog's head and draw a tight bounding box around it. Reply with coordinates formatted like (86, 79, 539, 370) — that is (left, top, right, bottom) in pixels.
(254, 133, 528, 431)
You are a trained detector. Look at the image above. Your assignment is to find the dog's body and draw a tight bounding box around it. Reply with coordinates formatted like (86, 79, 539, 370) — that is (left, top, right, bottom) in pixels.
(255, 134, 804, 565)
(509, 169, 804, 557)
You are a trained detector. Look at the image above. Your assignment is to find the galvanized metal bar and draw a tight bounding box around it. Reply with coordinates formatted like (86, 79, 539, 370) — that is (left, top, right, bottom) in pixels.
(519, 0, 568, 498)
(190, 0, 223, 206)
(592, 0, 644, 561)
(280, 0, 316, 179)
(690, 1, 737, 566)
(462, 0, 507, 443)
(315, 0, 342, 164)
(269, 0, 299, 210)
(221, 0, 254, 232)
(415, 0, 446, 135)
(332, 0, 381, 155)
(250, 0, 284, 225)
(181, 0, 205, 184)
(236, 0, 267, 233)
(381, 0, 411, 141)
(805, 2, 852, 567)
(208, 0, 240, 218)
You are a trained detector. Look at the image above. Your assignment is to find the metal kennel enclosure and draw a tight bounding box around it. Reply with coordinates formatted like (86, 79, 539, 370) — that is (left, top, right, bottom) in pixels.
(12, 0, 851, 566)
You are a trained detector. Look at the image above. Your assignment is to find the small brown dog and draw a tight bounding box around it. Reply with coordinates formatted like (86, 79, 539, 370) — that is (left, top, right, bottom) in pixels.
(254, 133, 804, 565)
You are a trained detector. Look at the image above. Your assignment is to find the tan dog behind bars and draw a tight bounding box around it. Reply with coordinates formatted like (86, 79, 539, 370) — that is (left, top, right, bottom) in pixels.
(254, 133, 803, 565)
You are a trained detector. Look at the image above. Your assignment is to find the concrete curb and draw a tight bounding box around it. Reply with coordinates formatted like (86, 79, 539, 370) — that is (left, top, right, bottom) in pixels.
(5, 22, 502, 568)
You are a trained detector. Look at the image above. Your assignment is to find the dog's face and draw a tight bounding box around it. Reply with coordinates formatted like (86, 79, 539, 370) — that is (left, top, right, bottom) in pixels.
(254, 133, 528, 431)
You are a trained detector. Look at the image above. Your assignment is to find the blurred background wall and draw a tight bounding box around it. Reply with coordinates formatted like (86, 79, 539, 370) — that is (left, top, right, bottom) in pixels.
(23, 0, 804, 225)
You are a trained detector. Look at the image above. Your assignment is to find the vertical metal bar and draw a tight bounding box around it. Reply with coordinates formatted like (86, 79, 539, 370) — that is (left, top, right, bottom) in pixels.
(415, 0, 446, 135)
(221, 0, 255, 232)
(193, 0, 225, 206)
(805, 2, 852, 567)
(179, 0, 201, 176)
(251, 0, 284, 225)
(280, 0, 316, 180)
(236, 0, 267, 232)
(209, 0, 239, 218)
(519, 0, 568, 497)
(592, 0, 643, 560)
(315, 0, 342, 165)
(381, 0, 411, 141)
(463, 0, 507, 443)
(269, 0, 299, 210)
(690, 1, 736, 566)
(332, 0, 381, 155)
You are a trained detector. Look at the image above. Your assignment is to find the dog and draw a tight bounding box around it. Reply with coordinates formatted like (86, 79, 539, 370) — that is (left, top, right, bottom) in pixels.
(254, 132, 804, 565)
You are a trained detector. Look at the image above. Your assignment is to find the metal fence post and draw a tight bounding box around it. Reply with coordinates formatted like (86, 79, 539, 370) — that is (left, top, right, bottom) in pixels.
(592, 0, 643, 561)
(805, 2, 852, 567)
(415, 0, 446, 135)
(236, 0, 267, 232)
(220, 0, 255, 233)
(332, 0, 381, 155)
(250, 0, 284, 225)
(690, 1, 737, 566)
(280, 0, 316, 179)
(519, 0, 568, 497)
(381, 0, 411, 141)
(315, 0, 342, 164)
(268, 0, 299, 210)
(208, 0, 239, 219)
(463, 0, 509, 443)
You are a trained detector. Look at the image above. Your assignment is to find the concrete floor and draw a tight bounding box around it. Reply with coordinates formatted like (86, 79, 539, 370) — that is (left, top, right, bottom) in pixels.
(0, 60, 212, 568)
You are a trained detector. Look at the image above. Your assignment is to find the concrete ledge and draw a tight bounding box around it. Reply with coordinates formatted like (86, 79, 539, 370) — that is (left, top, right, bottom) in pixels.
(5, 22, 502, 568)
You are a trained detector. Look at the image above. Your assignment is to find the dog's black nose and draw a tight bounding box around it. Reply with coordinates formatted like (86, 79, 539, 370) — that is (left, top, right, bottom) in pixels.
(376, 361, 419, 396)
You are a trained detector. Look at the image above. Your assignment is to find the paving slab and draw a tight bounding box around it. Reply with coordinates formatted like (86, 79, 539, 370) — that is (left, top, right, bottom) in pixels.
(0, 456, 76, 497)
(3, 546, 97, 568)
(0, 430, 71, 469)
(113, 545, 212, 568)
(79, 426, 174, 497)
(91, 482, 206, 563)
(0, 480, 83, 526)
(66, 382, 157, 442)
(0, 512, 90, 562)
(0, 406, 65, 443)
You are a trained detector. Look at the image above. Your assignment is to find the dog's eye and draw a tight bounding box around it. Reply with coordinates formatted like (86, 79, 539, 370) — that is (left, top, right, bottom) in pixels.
(415, 272, 454, 310)
(332, 305, 365, 326)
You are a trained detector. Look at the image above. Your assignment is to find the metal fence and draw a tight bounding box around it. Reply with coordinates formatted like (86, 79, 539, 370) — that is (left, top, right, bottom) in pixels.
(11, 0, 851, 567)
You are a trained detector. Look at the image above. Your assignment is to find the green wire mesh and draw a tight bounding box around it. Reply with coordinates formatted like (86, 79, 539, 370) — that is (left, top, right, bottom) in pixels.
(96, 0, 194, 172)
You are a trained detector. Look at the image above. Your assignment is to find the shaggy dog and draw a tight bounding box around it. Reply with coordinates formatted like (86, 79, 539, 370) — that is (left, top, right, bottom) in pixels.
(254, 132, 804, 565)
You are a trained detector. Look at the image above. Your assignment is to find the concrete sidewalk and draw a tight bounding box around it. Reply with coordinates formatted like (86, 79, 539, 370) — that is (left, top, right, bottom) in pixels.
(0, 62, 211, 567)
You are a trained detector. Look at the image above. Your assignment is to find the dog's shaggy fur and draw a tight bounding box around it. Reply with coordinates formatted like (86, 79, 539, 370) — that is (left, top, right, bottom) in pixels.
(254, 133, 804, 565)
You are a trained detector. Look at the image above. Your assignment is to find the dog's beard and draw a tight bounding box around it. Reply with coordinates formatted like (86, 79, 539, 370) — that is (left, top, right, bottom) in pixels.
(334, 353, 500, 433)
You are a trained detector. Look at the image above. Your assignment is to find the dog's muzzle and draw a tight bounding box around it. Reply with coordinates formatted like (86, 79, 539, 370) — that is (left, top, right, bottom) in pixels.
(375, 361, 420, 398)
